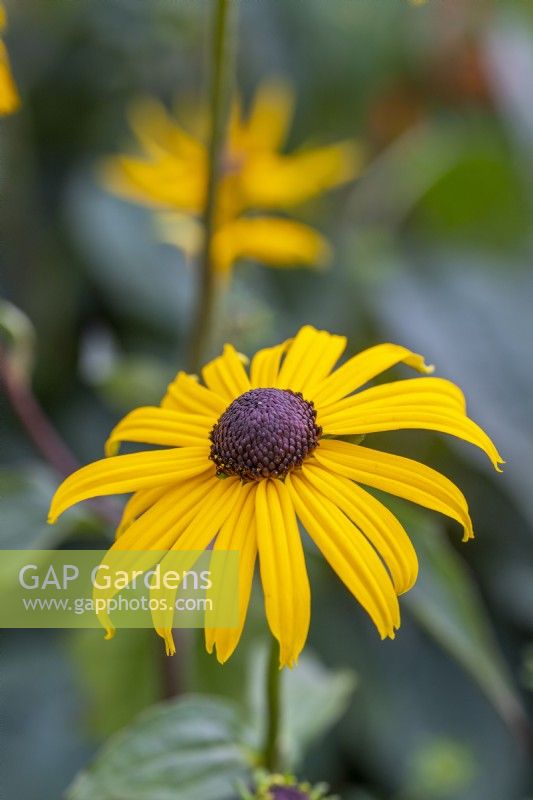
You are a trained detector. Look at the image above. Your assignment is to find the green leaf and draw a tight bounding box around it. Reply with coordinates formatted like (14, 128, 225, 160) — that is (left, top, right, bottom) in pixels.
(95, 355, 172, 411)
(419, 132, 529, 249)
(396, 502, 526, 733)
(284, 652, 357, 768)
(67, 695, 253, 800)
(401, 737, 476, 800)
(485, 16, 533, 161)
(0, 464, 89, 550)
(68, 628, 161, 738)
(371, 263, 533, 525)
(67, 179, 193, 334)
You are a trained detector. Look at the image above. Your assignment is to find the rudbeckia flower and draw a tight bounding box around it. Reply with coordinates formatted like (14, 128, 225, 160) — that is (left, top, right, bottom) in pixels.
(0, 3, 19, 116)
(243, 772, 334, 800)
(101, 82, 361, 276)
(48, 326, 503, 667)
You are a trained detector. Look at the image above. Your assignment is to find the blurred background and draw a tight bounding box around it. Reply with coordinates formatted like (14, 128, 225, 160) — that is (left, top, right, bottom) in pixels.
(1, 0, 533, 798)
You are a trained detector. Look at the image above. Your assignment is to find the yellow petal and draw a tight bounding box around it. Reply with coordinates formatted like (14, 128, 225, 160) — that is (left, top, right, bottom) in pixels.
(287, 472, 399, 639)
(172, 476, 242, 550)
(112, 471, 217, 553)
(105, 474, 226, 590)
(152, 477, 243, 650)
(156, 628, 177, 657)
(320, 377, 467, 424)
(216, 172, 248, 230)
(276, 325, 346, 396)
(94, 472, 222, 637)
(241, 142, 361, 208)
(0, 41, 19, 116)
(315, 439, 474, 541)
(302, 462, 418, 594)
(116, 486, 167, 538)
(312, 343, 434, 409)
(212, 217, 331, 275)
(100, 479, 215, 615)
(242, 80, 294, 152)
(48, 447, 211, 523)
(321, 405, 503, 471)
(249, 340, 291, 389)
(105, 407, 212, 456)
(205, 483, 257, 663)
(162, 370, 226, 417)
(256, 479, 310, 668)
(201, 344, 251, 401)
(156, 211, 203, 261)
(127, 96, 206, 162)
(101, 154, 204, 213)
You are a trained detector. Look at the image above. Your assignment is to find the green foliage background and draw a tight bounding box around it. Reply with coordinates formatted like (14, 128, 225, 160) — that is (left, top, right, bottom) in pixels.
(1, 1, 533, 798)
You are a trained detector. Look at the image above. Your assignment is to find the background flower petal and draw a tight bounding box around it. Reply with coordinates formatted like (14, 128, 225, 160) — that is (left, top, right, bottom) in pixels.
(241, 80, 294, 152)
(212, 217, 331, 275)
(100, 154, 204, 212)
(241, 142, 362, 208)
(127, 96, 206, 161)
(0, 40, 19, 115)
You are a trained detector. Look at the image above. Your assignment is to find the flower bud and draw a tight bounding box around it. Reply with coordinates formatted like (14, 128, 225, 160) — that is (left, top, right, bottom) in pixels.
(243, 772, 335, 800)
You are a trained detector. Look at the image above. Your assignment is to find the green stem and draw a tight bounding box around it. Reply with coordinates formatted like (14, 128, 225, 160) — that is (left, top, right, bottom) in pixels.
(188, 0, 235, 372)
(263, 637, 282, 772)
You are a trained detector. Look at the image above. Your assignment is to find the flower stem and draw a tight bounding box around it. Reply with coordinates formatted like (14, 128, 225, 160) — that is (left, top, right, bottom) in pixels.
(262, 637, 282, 772)
(188, 0, 235, 372)
(0, 345, 120, 527)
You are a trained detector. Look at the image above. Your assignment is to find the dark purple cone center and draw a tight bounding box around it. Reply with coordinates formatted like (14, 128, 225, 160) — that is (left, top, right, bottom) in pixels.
(270, 789, 310, 800)
(209, 388, 321, 481)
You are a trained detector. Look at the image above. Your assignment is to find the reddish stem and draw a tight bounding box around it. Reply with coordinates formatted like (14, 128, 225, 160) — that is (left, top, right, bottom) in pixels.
(0, 345, 120, 526)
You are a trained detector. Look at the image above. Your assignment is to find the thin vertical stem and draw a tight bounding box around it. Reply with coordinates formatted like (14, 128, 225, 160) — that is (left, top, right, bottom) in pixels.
(263, 636, 282, 772)
(188, 0, 235, 372)
(0, 345, 120, 527)
(0, 346, 78, 477)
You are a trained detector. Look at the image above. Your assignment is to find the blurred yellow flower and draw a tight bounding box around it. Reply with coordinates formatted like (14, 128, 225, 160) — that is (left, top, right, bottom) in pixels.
(0, 3, 19, 116)
(49, 326, 503, 668)
(102, 82, 361, 276)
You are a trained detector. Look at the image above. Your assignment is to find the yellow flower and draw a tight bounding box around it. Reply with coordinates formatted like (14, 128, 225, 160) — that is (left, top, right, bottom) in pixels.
(101, 83, 361, 276)
(0, 3, 19, 116)
(48, 326, 503, 668)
